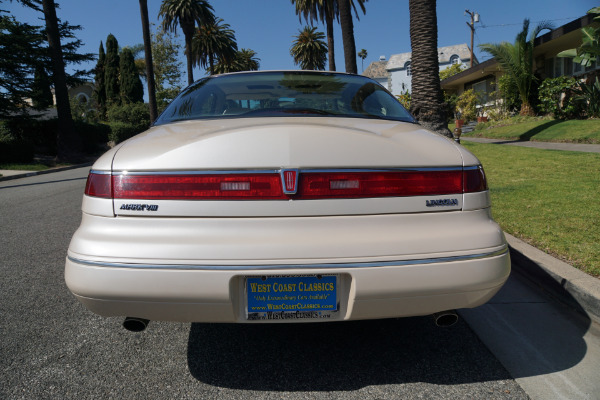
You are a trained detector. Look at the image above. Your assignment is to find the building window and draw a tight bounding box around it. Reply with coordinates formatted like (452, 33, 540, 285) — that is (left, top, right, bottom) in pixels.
(450, 55, 460, 65)
(405, 61, 411, 76)
(472, 80, 487, 103)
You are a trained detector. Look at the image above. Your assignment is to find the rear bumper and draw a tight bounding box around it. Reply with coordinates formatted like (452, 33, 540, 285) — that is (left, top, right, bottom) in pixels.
(65, 248, 510, 323)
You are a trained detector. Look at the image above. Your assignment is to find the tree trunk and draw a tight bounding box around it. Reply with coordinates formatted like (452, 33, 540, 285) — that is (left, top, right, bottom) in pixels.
(183, 31, 194, 85)
(139, 0, 157, 123)
(325, 12, 336, 71)
(408, 0, 452, 139)
(41, 0, 82, 162)
(338, 0, 357, 74)
(520, 101, 534, 116)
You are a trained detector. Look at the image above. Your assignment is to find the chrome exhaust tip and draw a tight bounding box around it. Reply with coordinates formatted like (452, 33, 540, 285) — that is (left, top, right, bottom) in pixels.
(123, 317, 149, 332)
(432, 310, 458, 327)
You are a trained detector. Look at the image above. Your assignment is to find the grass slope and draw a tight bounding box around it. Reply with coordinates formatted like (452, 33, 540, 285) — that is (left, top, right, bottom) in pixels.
(463, 117, 600, 144)
(463, 142, 600, 276)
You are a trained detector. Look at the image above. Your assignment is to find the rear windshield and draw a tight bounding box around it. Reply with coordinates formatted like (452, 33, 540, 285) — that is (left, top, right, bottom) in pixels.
(154, 71, 415, 125)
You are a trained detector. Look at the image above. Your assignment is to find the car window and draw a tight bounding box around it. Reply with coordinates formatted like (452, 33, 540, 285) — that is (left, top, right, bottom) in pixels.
(155, 71, 415, 125)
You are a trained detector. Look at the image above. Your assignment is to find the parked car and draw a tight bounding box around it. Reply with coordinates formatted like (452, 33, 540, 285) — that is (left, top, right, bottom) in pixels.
(65, 71, 509, 329)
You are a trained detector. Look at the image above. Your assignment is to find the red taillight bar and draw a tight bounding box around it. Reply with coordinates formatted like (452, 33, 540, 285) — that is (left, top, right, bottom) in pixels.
(463, 167, 488, 193)
(113, 174, 286, 200)
(84, 167, 488, 200)
(84, 172, 111, 198)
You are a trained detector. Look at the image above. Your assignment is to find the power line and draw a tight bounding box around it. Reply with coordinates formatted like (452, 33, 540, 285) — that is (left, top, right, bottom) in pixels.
(479, 16, 581, 29)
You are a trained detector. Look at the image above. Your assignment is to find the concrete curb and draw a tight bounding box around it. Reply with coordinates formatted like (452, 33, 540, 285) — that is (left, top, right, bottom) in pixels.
(506, 233, 600, 325)
(0, 163, 92, 182)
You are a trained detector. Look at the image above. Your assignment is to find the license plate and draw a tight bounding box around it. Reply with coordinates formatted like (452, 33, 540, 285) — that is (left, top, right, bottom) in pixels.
(246, 275, 338, 321)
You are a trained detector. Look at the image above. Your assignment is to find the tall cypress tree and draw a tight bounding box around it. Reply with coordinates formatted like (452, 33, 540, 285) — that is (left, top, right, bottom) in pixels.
(93, 41, 107, 111)
(119, 48, 144, 103)
(104, 34, 120, 105)
(31, 64, 53, 109)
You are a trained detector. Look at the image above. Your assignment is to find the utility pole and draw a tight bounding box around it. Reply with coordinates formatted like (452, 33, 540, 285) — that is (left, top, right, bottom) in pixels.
(465, 10, 479, 68)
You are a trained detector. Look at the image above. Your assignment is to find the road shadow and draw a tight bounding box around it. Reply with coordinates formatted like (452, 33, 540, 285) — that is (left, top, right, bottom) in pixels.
(0, 177, 86, 190)
(187, 316, 518, 391)
(459, 254, 593, 383)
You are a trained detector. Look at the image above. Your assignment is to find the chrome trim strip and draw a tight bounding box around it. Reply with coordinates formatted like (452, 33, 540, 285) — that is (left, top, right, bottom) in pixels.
(90, 170, 112, 175)
(110, 167, 470, 176)
(68, 246, 508, 271)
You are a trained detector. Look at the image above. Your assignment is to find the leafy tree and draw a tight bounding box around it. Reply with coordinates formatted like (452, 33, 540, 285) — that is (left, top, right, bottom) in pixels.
(151, 25, 184, 112)
(93, 41, 107, 112)
(408, 0, 452, 138)
(159, 0, 215, 85)
(357, 48, 367, 71)
(291, 26, 328, 71)
(104, 34, 120, 105)
(192, 18, 237, 75)
(439, 63, 465, 81)
(139, 0, 158, 122)
(213, 48, 260, 74)
(119, 48, 144, 103)
(480, 19, 553, 116)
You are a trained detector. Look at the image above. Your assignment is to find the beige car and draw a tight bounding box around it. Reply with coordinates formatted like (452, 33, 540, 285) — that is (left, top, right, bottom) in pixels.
(65, 71, 510, 330)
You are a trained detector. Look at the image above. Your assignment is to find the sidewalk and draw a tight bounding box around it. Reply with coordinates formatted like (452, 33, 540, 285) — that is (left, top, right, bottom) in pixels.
(461, 136, 600, 153)
(0, 163, 92, 182)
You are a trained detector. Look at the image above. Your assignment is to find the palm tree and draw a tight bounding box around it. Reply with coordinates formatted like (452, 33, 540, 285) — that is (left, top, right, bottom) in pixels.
(291, 0, 336, 71)
(290, 26, 328, 71)
(159, 0, 215, 85)
(337, 0, 357, 73)
(480, 19, 553, 116)
(139, 0, 157, 122)
(214, 48, 260, 74)
(291, 0, 366, 72)
(358, 48, 367, 71)
(408, 0, 452, 138)
(192, 18, 237, 75)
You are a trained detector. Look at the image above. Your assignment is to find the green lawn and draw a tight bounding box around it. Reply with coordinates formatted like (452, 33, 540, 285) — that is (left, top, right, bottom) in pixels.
(462, 117, 600, 144)
(463, 141, 600, 276)
(0, 163, 51, 171)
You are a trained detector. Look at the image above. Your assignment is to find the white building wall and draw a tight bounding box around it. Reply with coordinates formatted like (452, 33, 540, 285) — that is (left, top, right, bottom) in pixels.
(387, 53, 467, 96)
(389, 69, 411, 95)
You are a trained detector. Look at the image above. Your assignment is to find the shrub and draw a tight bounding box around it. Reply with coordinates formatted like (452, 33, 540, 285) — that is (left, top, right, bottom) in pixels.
(107, 102, 150, 132)
(75, 120, 110, 153)
(497, 74, 521, 114)
(396, 90, 411, 110)
(577, 76, 600, 118)
(455, 89, 477, 121)
(0, 120, 35, 163)
(538, 76, 582, 119)
(443, 92, 459, 121)
(108, 121, 140, 144)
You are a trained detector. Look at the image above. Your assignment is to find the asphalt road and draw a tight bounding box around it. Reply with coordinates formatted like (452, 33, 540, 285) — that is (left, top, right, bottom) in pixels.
(0, 167, 528, 399)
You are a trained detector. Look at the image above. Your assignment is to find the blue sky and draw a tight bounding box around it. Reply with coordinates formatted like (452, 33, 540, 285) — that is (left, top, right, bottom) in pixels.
(5, 0, 597, 85)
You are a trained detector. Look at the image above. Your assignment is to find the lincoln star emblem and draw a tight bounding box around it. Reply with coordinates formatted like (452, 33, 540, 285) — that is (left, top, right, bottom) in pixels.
(280, 169, 299, 194)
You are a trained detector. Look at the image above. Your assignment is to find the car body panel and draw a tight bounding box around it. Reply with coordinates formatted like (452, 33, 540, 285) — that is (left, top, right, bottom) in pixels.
(110, 118, 464, 171)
